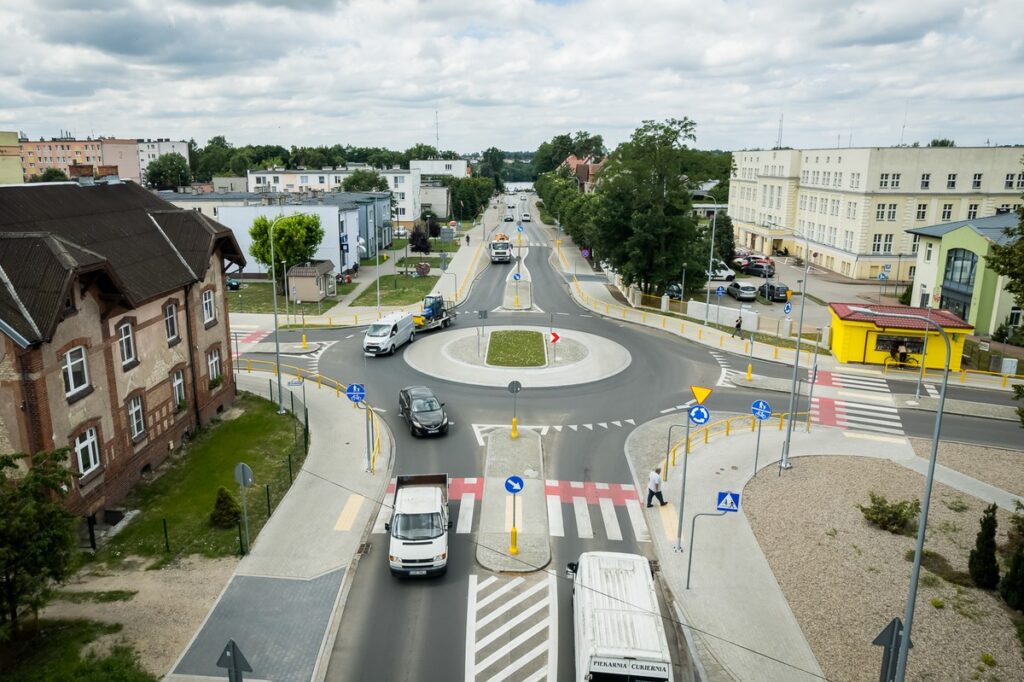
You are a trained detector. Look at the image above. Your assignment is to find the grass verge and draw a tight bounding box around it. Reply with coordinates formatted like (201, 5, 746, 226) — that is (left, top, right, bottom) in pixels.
(397, 256, 444, 268)
(93, 393, 305, 565)
(227, 281, 355, 315)
(54, 589, 138, 604)
(635, 306, 832, 355)
(350, 274, 439, 307)
(0, 619, 155, 681)
(388, 238, 408, 251)
(487, 330, 546, 367)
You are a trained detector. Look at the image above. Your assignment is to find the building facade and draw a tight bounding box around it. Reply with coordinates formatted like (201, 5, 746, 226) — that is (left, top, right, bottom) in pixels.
(0, 131, 22, 184)
(100, 139, 142, 183)
(18, 136, 106, 181)
(136, 139, 189, 184)
(729, 146, 1024, 281)
(0, 182, 245, 530)
(409, 158, 469, 177)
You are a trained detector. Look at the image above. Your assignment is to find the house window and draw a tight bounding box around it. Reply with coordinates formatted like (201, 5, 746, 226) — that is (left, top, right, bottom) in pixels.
(1007, 173, 1015, 190)
(876, 203, 886, 221)
(972, 173, 982, 189)
(887, 203, 897, 221)
(835, 172, 842, 187)
(128, 396, 145, 440)
(879, 173, 890, 188)
(273, 176, 280, 184)
(891, 173, 901, 188)
(445, 163, 452, 171)
(172, 370, 185, 406)
(912, 235, 920, 253)
(75, 427, 100, 476)
(1017, 173, 1024, 189)
(398, 192, 405, 200)
(62, 346, 89, 396)
(943, 248, 978, 287)
(118, 323, 136, 366)
(925, 242, 934, 263)
(872, 234, 883, 253)
(967, 204, 978, 220)
(398, 207, 406, 216)
(941, 204, 953, 221)
(1010, 307, 1022, 328)
(164, 303, 178, 341)
(883, 234, 893, 253)
(318, 176, 325, 184)
(916, 204, 927, 220)
(844, 230, 854, 251)
(202, 290, 216, 323)
(908, 265, 916, 279)
(823, 171, 831, 186)
(947, 173, 957, 189)
(207, 349, 221, 382)
(300, 175, 309, 184)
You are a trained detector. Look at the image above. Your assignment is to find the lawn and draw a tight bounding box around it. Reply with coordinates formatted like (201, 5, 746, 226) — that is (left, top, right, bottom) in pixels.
(388, 238, 408, 252)
(94, 394, 305, 564)
(0, 619, 155, 681)
(360, 253, 391, 267)
(397, 256, 445, 268)
(227, 281, 356, 315)
(349, 274, 439, 307)
(487, 330, 547, 367)
(429, 238, 461, 253)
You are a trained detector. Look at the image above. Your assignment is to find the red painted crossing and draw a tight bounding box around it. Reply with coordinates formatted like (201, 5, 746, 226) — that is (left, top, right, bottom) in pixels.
(386, 477, 485, 499)
(239, 330, 270, 344)
(811, 396, 840, 427)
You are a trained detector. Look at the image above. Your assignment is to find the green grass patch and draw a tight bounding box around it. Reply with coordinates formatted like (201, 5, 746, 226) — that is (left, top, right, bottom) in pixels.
(388, 238, 408, 251)
(428, 238, 460, 253)
(227, 281, 353, 315)
(487, 330, 546, 367)
(0, 619, 155, 681)
(350, 274, 440, 307)
(94, 394, 305, 564)
(360, 253, 390, 267)
(54, 589, 137, 604)
(397, 256, 444, 268)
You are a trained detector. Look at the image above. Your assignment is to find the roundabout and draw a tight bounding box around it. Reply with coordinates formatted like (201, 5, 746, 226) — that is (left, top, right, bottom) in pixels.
(402, 324, 632, 388)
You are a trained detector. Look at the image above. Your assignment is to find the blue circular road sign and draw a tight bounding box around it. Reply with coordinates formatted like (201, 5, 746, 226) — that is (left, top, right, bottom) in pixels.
(345, 383, 366, 403)
(581, 248, 590, 258)
(504, 475, 525, 494)
(783, 302, 792, 315)
(716, 285, 725, 297)
(688, 404, 711, 425)
(751, 400, 772, 421)
(512, 273, 521, 281)
(517, 225, 524, 233)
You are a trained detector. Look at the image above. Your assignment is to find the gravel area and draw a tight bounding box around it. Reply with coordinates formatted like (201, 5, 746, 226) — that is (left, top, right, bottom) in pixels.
(42, 555, 237, 677)
(909, 437, 1024, 499)
(744, 456, 1024, 682)
(447, 331, 588, 368)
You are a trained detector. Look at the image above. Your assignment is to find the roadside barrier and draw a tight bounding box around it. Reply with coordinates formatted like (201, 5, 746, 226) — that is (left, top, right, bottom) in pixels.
(883, 356, 1024, 388)
(664, 412, 812, 474)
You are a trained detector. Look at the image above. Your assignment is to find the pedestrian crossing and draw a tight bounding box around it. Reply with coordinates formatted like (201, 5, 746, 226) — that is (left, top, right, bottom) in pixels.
(811, 396, 905, 436)
(471, 420, 637, 446)
(279, 339, 337, 375)
(813, 369, 889, 393)
(708, 350, 743, 387)
(230, 328, 270, 358)
(369, 478, 649, 544)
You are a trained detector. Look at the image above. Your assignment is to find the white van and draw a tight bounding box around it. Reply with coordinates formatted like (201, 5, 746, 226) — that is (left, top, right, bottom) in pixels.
(567, 552, 674, 682)
(363, 312, 415, 356)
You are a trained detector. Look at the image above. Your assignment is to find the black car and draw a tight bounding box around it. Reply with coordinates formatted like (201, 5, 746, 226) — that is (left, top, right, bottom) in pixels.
(227, 277, 241, 291)
(743, 262, 775, 278)
(758, 282, 790, 302)
(398, 386, 449, 437)
(666, 283, 683, 300)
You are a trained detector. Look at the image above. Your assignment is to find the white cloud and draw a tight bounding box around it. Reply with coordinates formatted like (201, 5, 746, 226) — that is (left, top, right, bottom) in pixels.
(0, 0, 1021, 153)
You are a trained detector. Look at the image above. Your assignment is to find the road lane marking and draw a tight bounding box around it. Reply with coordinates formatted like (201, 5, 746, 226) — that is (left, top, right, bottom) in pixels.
(465, 575, 478, 682)
(598, 422, 608, 429)
(477, 579, 543, 626)
(456, 492, 475, 534)
(547, 495, 564, 537)
(625, 418, 636, 425)
(547, 571, 558, 680)
(475, 619, 549, 675)
(573, 497, 593, 539)
(612, 420, 622, 427)
(475, 595, 549, 651)
(371, 503, 389, 534)
(599, 498, 622, 541)
(334, 494, 364, 531)
(837, 389, 894, 402)
(626, 499, 650, 542)
(487, 640, 548, 682)
(583, 423, 593, 430)
(842, 431, 906, 443)
(553, 425, 563, 432)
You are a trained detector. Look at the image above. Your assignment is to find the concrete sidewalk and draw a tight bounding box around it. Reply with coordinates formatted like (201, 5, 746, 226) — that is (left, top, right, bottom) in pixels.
(624, 416, 1024, 682)
(168, 372, 393, 682)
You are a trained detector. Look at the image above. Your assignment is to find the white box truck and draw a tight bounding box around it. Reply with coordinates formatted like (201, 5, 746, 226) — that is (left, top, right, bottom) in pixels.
(566, 551, 674, 682)
(385, 474, 450, 577)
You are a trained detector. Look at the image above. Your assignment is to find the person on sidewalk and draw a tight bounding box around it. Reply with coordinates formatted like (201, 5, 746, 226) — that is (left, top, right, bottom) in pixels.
(647, 467, 667, 507)
(898, 340, 908, 365)
(465, 234, 470, 245)
(731, 316, 742, 338)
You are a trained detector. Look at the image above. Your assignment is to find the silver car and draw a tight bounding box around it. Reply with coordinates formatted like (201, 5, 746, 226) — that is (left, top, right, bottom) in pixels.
(726, 282, 757, 301)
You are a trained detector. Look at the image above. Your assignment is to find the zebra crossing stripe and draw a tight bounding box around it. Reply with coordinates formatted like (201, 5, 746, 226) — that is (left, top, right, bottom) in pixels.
(840, 402, 900, 414)
(626, 500, 650, 543)
(547, 495, 564, 537)
(573, 497, 594, 538)
(476, 577, 526, 612)
(476, 579, 545, 628)
(475, 595, 549, 652)
(553, 425, 563, 432)
(475, 620, 549, 676)
(599, 498, 622, 541)
(456, 493, 475, 534)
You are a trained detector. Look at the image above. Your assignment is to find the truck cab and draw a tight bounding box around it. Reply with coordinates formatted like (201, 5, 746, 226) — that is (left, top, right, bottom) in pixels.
(386, 474, 450, 577)
(489, 240, 512, 263)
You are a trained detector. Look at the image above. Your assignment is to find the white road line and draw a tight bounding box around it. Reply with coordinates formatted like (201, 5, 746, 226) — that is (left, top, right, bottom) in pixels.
(599, 498, 622, 541)
(475, 619, 550, 675)
(556, 312, 569, 315)
(522, 669, 548, 682)
(371, 504, 389, 534)
(568, 425, 578, 431)
(839, 402, 900, 414)
(456, 493, 475, 534)
(573, 497, 594, 539)
(595, 482, 609, 489)
(553, 425, 563, 432)
(612, 420, 622, 427)
(625, 499, 650, 542)
(598, 422, 608, 429)
(547, 571, 558, 681)
(477, 576, 498, 592)
(846, 425, 906, 436)
(841, 413, 903, 427)
(625, 418, 636, 425)
(345, 334, 354, 339)
(477, 580, 547, 628)
(659, 407, 675, 414)
(583, 424, 593, 430)
(487, 640, 549, 682)
(465, 575, 478, 682)
(547, 496, 564, 537)
(475, 596, 549, 651)
(836, 389, 895, 403)
(477, 577, 526, 611)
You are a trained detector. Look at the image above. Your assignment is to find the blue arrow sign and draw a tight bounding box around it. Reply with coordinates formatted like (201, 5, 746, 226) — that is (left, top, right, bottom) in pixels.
(716, 491, 740, 512)
(504, 475, 525, 494)
(783, 302, 792, 315)
(345, 383, 366, 403)
(517, 225, 524, 232)
(512, 272, 521, 281)
(751, 400, 772, 421)
(581, 248, 590, 258)
(288, 378, 304, 387)
(688, 404, 710, 425)
(878, 272, 888, 281)
(716, 285, 725, 297)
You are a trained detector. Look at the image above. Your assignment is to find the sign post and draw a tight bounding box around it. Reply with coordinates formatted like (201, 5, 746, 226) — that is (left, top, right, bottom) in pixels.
(234, 463, 255, 553)
(872, 617, 911, 682)
(216, 639, 254, 682)
(676, 387, 711, 551)
(505, 475, 524, 556)
(477, 309, 488, 357)
(507, 380, 522, 439)
(751, 400, 772, 476)
(346, 384, 370, 470)
(550, 329, 560, 363)
(686, 491, 739, 589)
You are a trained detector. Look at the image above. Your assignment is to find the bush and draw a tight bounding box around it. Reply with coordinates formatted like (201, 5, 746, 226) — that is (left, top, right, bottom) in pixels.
(409, 229, 431, 254)
(1001, 542, 1024, 611)
(969, 503, 1001, 589)
(209, 486, 242, 529)
(931, 597, 944, 608)
(859, 491, 921, 534)
(898, 286, 912, 305)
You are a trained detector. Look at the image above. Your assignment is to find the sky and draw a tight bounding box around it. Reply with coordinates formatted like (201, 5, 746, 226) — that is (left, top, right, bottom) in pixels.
(1, 0, 1022, 154)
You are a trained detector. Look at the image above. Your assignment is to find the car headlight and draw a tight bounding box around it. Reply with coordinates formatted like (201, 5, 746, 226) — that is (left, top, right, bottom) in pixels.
(389, 555, 397, 562)
(442, 415, 448, 424)
(434, 553, 447, 562)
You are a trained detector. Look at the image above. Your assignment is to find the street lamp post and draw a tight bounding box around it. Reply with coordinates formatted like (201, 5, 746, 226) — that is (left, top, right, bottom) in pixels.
(702, 198, 720, 325)
(268, 212, 307, 414)
(780, 230, 812, 471)
(850, 307, 952, 682)
(281, 260, 289, 325)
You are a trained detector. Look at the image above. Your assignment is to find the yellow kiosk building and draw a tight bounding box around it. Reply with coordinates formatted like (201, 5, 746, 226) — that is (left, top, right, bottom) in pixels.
(829, 303, 973, 371)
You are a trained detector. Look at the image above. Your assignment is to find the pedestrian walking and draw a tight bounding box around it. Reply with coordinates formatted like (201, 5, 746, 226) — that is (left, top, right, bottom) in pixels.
(898, 340, 908, 365)
(465, 234, 470, 245)
(647, 466, 667, 507)
(731, 316, 742, 338)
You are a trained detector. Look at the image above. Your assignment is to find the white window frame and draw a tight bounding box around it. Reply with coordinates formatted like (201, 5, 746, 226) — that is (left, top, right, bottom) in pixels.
(62, 346, 89, 396)
(941, 203, 953, 221)
(164, 303, 178, 341)
(202, 290, 216, 323)
(75, 427, 100, 476)
(891, 173, 901, 189)
(172, 370, 186, 405)
(887, 203, 897, 221)
(208, 349, 222, 381)
(128, 396, 145, 439)
(925, 242, 934, 263)
(912, 235, 920, 254)
(1006, 173, 1015, 190)
(879, 173, 890, 188)
(972, 173, 982, 189)
(916, 204, 927, 220)
(872, 234, 883, 254)
(947, 173, 957, 189)
(967, 204, 978, 220)
(118, 323, 136, 366)
(883, 234, 893, 253)
(875, 203, 886, 221)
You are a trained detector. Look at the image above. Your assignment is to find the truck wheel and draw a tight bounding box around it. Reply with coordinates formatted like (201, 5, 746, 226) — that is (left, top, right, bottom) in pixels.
(410, 331, 416, 342)
(443, 318, 450, 328)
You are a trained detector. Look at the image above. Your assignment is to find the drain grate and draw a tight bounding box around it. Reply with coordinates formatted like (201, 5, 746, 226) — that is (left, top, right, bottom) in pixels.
(357, 542, 371, 555)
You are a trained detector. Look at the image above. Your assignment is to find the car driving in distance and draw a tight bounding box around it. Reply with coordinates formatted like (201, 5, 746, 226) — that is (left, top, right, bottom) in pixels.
(521, 212, 531, 222)
(727, 281, 758, 301)
(504, 213, 514, 222)
(758, 282, 790, 302)
(398, 386, 449, 436)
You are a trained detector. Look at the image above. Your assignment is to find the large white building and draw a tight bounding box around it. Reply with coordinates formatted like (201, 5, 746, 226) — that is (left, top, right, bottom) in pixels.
(728, 146, 1024, 281)
(246, 167, 422, 228)
(409, 158, 469, 177)
(137, 138, 189, 183)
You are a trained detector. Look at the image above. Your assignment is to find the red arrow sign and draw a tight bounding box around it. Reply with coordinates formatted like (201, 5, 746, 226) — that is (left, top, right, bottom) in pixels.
(550, 332, 560, 344)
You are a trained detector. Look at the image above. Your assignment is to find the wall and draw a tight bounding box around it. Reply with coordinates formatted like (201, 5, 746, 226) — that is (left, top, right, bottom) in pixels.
(100, 140, 141, 183)
(0, 131, 23, 184)
(213, 177, 247, 192)
(216, 205, 341, 275)
(420, 184, 450, 218)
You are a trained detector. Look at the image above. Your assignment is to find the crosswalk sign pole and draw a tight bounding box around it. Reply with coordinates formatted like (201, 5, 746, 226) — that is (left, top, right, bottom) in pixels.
(753, 419, 763, 477)
(509, 494, 518, 555)
(675, 419, 691, 551)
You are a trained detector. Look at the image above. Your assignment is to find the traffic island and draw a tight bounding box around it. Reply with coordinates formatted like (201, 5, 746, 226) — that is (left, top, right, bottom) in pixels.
(475, 427, 550, 572)
(502, 281, 532, 310)
(486, 330, 546, 367)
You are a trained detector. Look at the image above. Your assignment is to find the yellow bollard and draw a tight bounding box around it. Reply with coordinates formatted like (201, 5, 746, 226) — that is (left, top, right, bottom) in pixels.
(750, 416, 756, 431)
(328, 317, 332, 326)
(317, 375, 322, 389)
(662, 318, 666, 329)
(703, 428, 709, 444)
(747, 363, 752, 381)
(605, 303, 609, 314)
(960, 370, 967, 383)
(246, 359, 252, 373)
(725, 421, 731, 436)
(744, 341, 749, 353)
(511, 417, 518, 439)
(297, 369, 302, 379)
(336, 384, 341, 398)
(514, 294, 520, 308)
(355, 314, 359, 325)
(778, 415, 784, 430)
(509, 526, 518, 556)
(1003, 375, 1009, 388)
(719, 335, 723, 348)
(670, 446, 677, 467)
(642, 312, 647, 323)
(302, 334, 307, 349)
(773, 347, 779, 359)
(698, 328, 703, 340)
(680, 322, 685, 334)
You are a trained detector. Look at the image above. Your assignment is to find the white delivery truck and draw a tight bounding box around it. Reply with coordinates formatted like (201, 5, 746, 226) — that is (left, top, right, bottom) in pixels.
(566, 551, 674, 682)
(362, 311, 415, 356)
(489, 240, 512, 263)
(385, 474, 450, 577)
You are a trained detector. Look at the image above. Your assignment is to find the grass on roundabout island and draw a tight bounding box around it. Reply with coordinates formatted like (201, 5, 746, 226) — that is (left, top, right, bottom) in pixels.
(487, 330, 546, 367)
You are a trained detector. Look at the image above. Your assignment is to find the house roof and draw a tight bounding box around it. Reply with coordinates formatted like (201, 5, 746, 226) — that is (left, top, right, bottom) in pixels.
(288, 260, 334, 277)
(905, 211, 1020, 245)
(0, 182, 245, 348)
(829, 303, 973, 331)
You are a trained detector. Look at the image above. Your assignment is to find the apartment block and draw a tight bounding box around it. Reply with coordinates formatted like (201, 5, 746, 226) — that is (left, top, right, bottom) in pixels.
(137, 138, 189, 183)
(18, 136, 106, 181)
(0, 132, 22, 184)
(728, 146, 1024, 281)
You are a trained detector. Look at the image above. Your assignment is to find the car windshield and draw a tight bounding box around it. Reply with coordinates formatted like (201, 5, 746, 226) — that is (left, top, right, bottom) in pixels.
(412, 397, 441, 412)
(367, 323, 390, 336)
(392, 512, 444, 540)
(741, 285, 756, 291)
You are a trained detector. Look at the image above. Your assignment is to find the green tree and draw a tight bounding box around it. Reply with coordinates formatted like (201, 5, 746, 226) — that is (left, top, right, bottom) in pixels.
(969, 503, 1000, 589)
(342, 169, 389, 192)
(710, 213, 737, 263)
(1000, 541, 1024, 611)
(928, 138, 956, 147)
(144, 153, 191, 189)
(210, 487, 242, 529)
(0, 449, 78, 636)
(194, 135, 233, 182)
(248, 214, 325, 294)
(228, 149, 253, 177)
(477, 147, 506, 191)
(28, 167, 70, 182)
(534, 131, 607, 175)
(404, 143, 440, 165)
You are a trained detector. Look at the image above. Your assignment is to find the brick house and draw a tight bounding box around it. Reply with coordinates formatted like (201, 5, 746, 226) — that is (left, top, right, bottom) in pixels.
(0, 182, 245, 534)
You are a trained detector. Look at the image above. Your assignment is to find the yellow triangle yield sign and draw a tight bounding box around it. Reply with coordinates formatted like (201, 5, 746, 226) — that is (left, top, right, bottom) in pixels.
(690, 385, 712, 405)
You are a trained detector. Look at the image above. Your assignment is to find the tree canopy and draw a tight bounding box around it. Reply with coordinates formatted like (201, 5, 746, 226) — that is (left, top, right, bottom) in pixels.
(248, 214, 325, 292)
(28, 167, 70, 183)
(534, 131, 607, 175)
(443, 176, 495, 221)
(341, 169, 389, 192)
(144, 152, 191, 189)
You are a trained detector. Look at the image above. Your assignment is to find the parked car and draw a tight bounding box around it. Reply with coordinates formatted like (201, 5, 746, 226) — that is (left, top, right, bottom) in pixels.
(727, 281, 758, 301)
(504, 214, 514, 222)
(758, 282, 790, 302)
(227, 277, 241, 291)
(394, 227, 409, 238)
(398, 386, 449, 437)
(706, 259, 735, 281)
(666, 283, 683, 300)
(743, 262, 776, 278)
(732, 254, 774, 269)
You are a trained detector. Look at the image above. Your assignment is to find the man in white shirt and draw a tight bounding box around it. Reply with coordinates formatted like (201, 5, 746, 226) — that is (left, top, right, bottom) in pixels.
(647, 466, 667, 508)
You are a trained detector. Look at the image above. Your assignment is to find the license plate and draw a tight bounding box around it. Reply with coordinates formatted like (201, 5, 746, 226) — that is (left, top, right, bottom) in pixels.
(410, 570, 426, 576)
(427, 429, 438, 434)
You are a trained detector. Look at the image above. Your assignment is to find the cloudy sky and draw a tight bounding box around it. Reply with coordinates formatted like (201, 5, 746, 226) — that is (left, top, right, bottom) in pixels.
(1, 0, 1022, 154)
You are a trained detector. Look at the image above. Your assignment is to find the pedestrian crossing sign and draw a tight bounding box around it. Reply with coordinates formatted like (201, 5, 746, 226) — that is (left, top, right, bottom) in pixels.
(716, 491, 740, 512)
